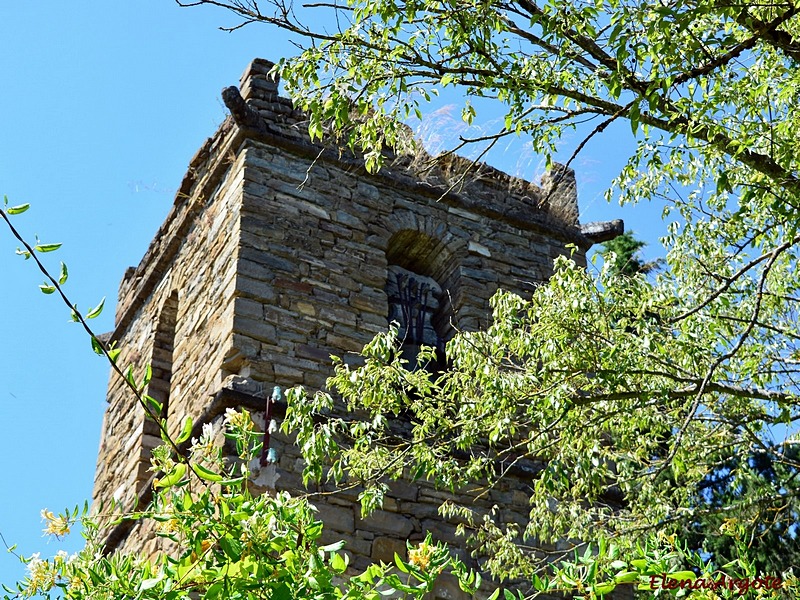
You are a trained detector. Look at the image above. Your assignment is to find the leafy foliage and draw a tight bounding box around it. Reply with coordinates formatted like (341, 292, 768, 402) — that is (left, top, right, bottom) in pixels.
(1, 203, 484, 600)
(600, 232, 661, 277)
(284, 257, 800, 590)
(1, 407, 480, 600)
(12, 0, 800, 591)
(171, 0, 800, 589)
(686, 445, 800, 576)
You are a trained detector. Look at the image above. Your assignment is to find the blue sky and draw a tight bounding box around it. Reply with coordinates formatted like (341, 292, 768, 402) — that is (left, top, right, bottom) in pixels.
(0, 0, 665, 588)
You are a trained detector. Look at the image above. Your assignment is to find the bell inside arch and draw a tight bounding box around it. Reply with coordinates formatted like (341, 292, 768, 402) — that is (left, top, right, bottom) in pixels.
(386, 265, 446, 368)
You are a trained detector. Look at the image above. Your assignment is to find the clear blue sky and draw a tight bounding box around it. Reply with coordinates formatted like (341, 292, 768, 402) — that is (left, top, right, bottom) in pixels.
(0, 0, 665, 588)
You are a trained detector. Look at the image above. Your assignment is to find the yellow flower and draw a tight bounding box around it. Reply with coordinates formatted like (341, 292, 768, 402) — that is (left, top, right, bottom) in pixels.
(23, 553, 57, 597)
(155, 518, 180, 534)
(69, 574, 87, 592)
(190, 423, 220, 461)
(224, 408, 253, 431)
(719, 518, 738, 535)
(40, 509, 70, 538)
(408, 540, 433, 572)
(153, 502, 181, 534)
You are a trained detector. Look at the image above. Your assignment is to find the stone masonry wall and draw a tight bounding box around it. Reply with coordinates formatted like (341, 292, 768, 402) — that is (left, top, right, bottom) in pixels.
(92, 118, 248, 540)
(228, 139, 583, 393)
(211, 62, 593, 599)
(91, 58, 630, 597)
(219, 58, 590, 396)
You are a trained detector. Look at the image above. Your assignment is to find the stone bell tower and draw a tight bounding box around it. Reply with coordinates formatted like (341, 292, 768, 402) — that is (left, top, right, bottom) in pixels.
(92, 58, 621, 595)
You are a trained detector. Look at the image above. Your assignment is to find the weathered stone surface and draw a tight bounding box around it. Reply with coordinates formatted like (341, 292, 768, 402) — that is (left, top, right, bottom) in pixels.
(371, 536, 408, 563)
(388, 480, 419, 501)
(432, 573, 472, 600)
(356, 510, 414, 538)
(92, 56, 622, 599)
(296, 343, 334, 362)
(314, 503, 355, 534)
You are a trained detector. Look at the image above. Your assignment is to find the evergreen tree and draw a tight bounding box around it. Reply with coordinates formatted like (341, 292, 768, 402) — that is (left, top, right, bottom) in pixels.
(600, 232, 661, 277)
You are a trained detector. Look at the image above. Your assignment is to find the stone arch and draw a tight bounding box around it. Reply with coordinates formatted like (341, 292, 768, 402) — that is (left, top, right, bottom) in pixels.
(383, 213, 467, 367)
(383, 210, 467, 303)
(137, 291, 179, 493)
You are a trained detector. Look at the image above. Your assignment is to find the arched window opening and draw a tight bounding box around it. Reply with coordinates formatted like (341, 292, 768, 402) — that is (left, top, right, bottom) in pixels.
(385, 230, 459, 372)
(139, 292, 178, 492)
(387, 265, 446, 368)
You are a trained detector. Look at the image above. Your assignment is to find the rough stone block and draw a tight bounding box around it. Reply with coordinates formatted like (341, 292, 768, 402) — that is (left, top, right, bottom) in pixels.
(432, 573, 471, 600)
(388, 480, 419, 501)
(314, 502, 355, 534)
(296, 344, 334, 362)
(371, 536, 408, 563)
(356, 510, 414, 538)
(232, 316, 277, 344)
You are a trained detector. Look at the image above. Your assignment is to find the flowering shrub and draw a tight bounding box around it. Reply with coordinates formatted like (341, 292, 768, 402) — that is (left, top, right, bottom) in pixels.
(4, 201, 799, 599)
(3, 409, 481, 600)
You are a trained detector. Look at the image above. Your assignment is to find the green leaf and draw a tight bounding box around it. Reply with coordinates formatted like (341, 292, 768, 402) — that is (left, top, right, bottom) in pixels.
(272, 583, 292, 600)
(628, 101, 640, 135)
(58, 262, 68, 285)
(531, 574, 546, 591)
(34, 242, 62, 253)
(142, 363, 153, 388)
(666, 571, 697, 581)
(176, 416, 193, 444)
(205, 581, 223, 599)
(193, 463, 223, 482)
(39, 284, 56, 294)
(6, 203, 30, 215)
(91, 336, 105, 355)
(331, 552, 348, 573)
(143, 394, 164, 416)
(218, 535, 242, 561)
(139, 577, 162, 591)
(614, 571, 640, 583)
(15, 248, 31, 260)
(320, 541, 346, 552)
(218, 476, 246, 487)
(160, 419, 171, 443)
(394, 552, 410, 573)
(631, 559, 648, 571)
(155, 463, 187, 488)
(86, 297, 105, 319)
(594, 582, 616, 595)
